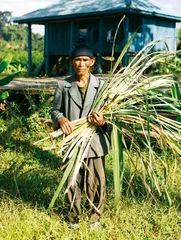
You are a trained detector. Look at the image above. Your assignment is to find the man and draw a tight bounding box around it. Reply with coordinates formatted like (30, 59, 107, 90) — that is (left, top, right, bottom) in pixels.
(51, 43, 110, 227)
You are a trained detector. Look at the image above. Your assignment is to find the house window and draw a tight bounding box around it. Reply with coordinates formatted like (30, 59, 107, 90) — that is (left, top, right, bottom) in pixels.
(78, 24, 88, 43)
(129, 15, 142, 33)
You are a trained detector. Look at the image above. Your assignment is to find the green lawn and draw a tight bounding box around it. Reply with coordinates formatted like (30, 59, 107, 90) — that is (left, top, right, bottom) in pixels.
(0, 100, 181, 240)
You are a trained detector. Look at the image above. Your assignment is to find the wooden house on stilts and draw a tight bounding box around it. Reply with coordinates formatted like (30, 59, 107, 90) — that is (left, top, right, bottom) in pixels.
(14, 0, 181, 77)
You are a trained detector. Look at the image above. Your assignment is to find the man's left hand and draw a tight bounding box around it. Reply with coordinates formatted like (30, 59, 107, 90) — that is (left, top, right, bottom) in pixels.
(87, 111, 105, 127)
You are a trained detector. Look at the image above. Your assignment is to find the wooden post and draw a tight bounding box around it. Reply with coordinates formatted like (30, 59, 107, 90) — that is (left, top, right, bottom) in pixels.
(97, 17, 103, 74)
(174, 22, 177, 51)
(28, 24, 32, 76)
(122, 16, 129, 66)
(45, 23, 50, 76)
(69, 20, 74, 75)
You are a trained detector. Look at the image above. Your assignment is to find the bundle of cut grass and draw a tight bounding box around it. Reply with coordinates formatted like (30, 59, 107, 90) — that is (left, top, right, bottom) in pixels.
(35, 40, 181, 208)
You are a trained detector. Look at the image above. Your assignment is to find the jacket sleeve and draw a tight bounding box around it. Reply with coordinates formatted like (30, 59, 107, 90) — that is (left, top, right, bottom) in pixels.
(51, 81, 65, 128)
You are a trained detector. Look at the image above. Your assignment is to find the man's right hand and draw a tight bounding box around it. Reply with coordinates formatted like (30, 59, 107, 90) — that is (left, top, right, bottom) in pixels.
(58, 117, 73, 135)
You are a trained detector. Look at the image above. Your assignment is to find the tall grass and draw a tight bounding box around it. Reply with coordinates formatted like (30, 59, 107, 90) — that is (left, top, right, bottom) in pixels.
(0, 96, 181, 239)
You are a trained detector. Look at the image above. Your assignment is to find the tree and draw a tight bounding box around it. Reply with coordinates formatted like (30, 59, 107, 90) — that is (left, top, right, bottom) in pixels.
(0, 11, 12, 28)
(0, 16, 44, 76)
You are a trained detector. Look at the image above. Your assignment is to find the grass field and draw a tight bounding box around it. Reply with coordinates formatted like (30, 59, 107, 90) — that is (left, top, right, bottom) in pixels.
(0, 99, 181, 240)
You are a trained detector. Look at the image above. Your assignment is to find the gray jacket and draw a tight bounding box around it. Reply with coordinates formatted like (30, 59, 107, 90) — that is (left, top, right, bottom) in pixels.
(51, 73, 110, 157)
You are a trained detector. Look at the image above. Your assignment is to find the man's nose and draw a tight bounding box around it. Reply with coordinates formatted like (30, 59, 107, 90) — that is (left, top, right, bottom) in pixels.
(79, 59, 85, 66)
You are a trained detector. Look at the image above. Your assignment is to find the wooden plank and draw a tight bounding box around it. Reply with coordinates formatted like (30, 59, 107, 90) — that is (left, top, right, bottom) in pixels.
(0, 77, 59, 94)
(0, 75, 180, 95)
(0, 75, 108, 95)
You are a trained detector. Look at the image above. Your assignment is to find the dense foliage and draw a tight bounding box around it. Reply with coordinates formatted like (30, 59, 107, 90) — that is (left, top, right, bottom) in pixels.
(0, 54, 21, 104)
(0, 11, 44, 76)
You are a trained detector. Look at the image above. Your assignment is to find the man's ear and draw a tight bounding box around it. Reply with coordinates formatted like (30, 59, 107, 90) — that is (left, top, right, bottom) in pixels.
(90, 57, 96, 66)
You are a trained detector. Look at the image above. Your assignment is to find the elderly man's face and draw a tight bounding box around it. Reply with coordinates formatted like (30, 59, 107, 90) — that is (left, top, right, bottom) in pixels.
(72, 56, 95, 77)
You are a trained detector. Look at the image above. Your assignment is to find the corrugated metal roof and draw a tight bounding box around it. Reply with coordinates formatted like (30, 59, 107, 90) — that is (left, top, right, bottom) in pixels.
(14, 0, 181, 23)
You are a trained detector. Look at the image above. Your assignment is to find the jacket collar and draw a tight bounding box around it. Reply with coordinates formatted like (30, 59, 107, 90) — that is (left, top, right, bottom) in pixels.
(68, 73, 100, 108)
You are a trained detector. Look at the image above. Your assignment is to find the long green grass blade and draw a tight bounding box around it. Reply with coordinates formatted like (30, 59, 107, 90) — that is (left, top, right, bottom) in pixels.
(111, 32, 137, 75)
(111, 120, 123, 205)
(48, 147, 79, 209)
(0, 72, 20, 87)
(119, 121, 124, 195)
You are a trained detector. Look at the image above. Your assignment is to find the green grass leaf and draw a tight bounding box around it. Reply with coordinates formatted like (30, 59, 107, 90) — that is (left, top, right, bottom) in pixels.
(0, 54, 12, 74)
(111, 121, 124, 205)
(0, 91, 9, 100)
(0, 72, 20, 87)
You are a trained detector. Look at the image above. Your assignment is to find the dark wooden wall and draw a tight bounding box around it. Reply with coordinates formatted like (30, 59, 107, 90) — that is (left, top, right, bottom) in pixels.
(36, 14, 177, 76)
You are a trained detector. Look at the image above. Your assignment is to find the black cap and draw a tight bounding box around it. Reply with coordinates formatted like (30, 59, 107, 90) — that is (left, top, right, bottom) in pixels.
(71, 44, 94, 59)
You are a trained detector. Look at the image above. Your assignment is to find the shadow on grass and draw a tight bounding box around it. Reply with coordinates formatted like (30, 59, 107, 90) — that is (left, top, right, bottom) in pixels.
(0, 133, 180, 216)
(0, 136, 69, 214)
